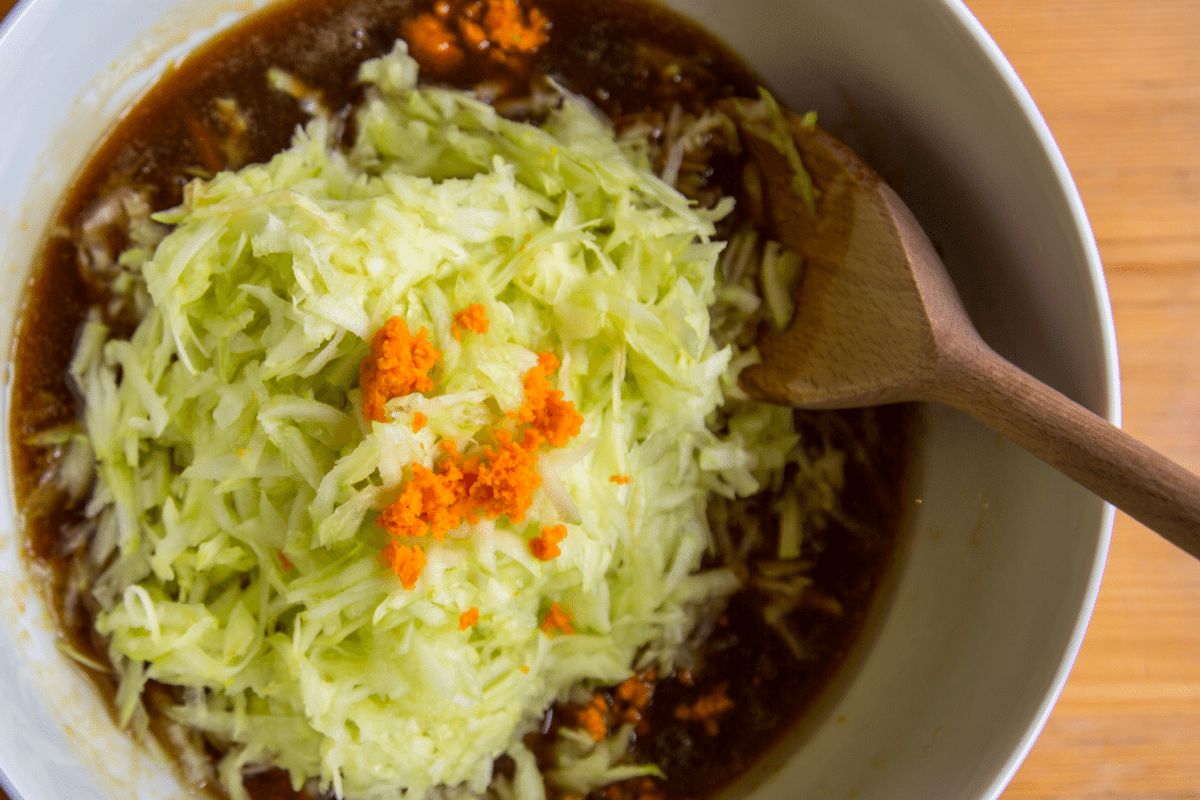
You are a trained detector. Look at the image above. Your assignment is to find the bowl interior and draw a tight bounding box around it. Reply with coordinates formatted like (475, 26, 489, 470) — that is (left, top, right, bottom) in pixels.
(0, 1, 1114, 798)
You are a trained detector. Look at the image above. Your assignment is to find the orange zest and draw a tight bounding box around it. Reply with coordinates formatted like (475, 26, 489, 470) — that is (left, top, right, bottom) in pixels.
(402, 12, 466, 73)
(376, 462, 463, 541)
(570, 670, 656, 742)
(278, 550, 294, 572)
(367, 312, 583, 591)
(381, 541, 427, 590)
(458, 606, 480, 630)
(674, 682, 735, 736)
(613, 668, 657, 733)
(377, 353, 579, 540)
(529, 523, 567, 561)
(616, 668, 655, 711)
(541, 601, 574, 636)
(483, 0, 550, 53)
(609, 474, 630, 485)
(465, 429, 543, 524)
(515, 352, 583, 447)
(403, 1, 550, 74)
(360, 317, 441, 423)
(452, 303, 489, 340)
(576, 693, 609, 742)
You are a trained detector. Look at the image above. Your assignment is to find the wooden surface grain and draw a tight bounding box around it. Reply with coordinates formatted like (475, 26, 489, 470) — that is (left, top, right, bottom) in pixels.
(2, 0, 1199, 798)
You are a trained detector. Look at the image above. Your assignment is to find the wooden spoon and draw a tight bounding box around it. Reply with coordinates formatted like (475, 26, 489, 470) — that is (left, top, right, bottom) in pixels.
(732, 109, 1200, 558)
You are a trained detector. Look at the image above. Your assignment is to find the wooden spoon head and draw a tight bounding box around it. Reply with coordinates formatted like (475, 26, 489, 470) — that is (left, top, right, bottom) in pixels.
(733, 113, 966, 409)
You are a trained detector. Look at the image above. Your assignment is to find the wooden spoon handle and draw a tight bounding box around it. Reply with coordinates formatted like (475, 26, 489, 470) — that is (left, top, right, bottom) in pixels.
(936, 341, 1200, 557)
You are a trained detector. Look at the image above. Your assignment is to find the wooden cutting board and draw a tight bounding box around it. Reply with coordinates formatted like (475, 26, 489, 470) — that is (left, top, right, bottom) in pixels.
(2, 0, 1198, 798)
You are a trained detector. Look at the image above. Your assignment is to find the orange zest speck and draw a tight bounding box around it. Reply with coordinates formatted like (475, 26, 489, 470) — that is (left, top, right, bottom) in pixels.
(515, 352, 583, 447)
(459, 607, 480, 630)
(403, 0, 549, 74)
(520, 665, 531, 674)
(615, 669, 656, 711)
(368, 333, 584, 589)
(674, 682, 735, 736)
(456, 17, 489, 52)
(529, 523, 567, 561)
(377, 428, 545, 546)
(541, 601, 574, 636)
(375, 348, 580, 545)
(402, 12, 466, 73)
(613, 668, 657, 733)
(465, 429, 543, 524)
(382, 541, 427, 590)
(577, 693, 609, 742)
(483, 0, 550, 53)
(377, 463, 463, 541)
(609, 474, 630, 485)
(452, 303, 490, 341)
(360, 317, 441, 424)
(278, 550, 294, 572)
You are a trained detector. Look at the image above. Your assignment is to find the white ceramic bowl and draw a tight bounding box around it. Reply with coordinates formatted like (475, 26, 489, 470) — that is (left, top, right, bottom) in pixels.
(0, 1, 1116, 798)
